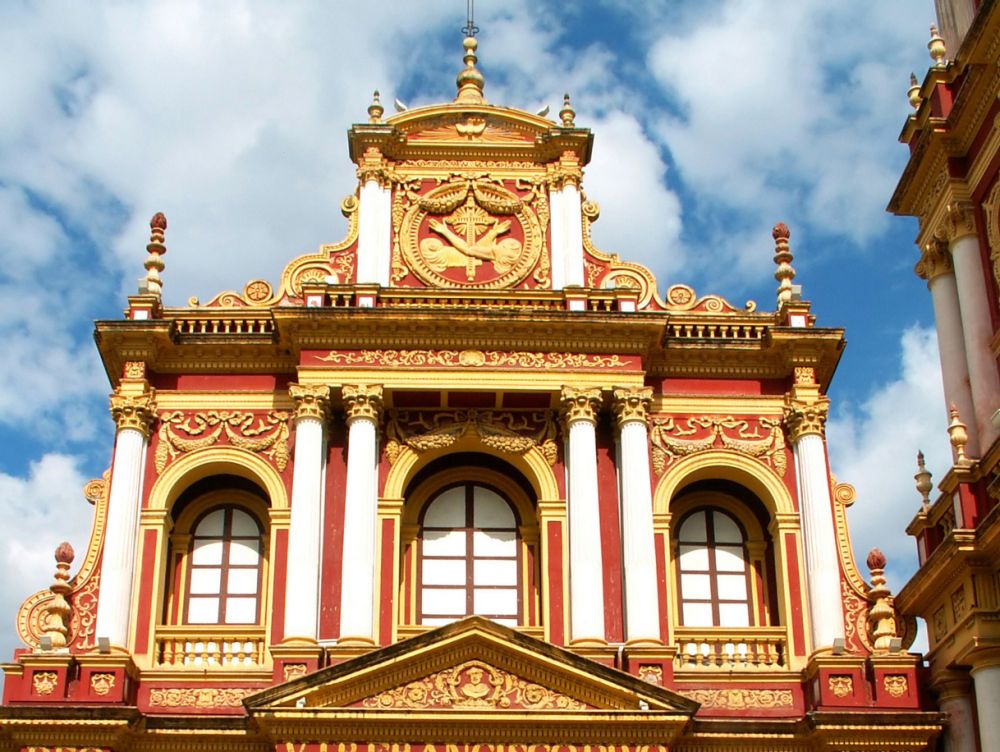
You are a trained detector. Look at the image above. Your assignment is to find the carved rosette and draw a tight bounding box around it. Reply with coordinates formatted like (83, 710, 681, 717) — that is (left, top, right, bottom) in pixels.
(612, 386, 652, 427)
(783, 396, 829, 442)
(343, 384, 384, 426)
(560, 386, 601, 427)
(109, 392, 156, 437)
(289, 384, 331, 423)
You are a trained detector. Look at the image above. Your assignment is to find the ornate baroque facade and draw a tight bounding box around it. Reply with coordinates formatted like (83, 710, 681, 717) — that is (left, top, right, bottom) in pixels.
(891, 1, 1000, 750)
(0, 34, 942, 752)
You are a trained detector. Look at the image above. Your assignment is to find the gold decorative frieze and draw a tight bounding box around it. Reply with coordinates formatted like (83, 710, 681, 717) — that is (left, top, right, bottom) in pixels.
(828, 675, 853, 698)
(316, 349, 631, 370)
(109, 392, 156, 437)
(155, 410, 290, 472)
(649, 415, 786, 477)
(290, 383, 332, 423)
(883, 675, 908, 698)
(90, 672, 115, 696)
(32, 671, 57, 696)
(677, 687, 794, 709)
(612, 386, 653, 427)
(386, 409, 556, 465)
(560, 386, 601, 426)
(783, 395, 829, 442)
(148, 686, 255, 708)
(123, 360, 147, 379)
(361, 660, 586, 710)
(343, 384, 384, 425)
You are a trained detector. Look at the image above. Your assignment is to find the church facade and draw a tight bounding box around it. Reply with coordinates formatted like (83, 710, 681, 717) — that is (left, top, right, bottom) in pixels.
(0, 35, 942, 752)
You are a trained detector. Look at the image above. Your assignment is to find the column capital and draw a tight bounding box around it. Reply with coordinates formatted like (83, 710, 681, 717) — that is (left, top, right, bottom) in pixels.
(612, 386, 653, 427)
(343, 384, 384, 425)
(932, 668, 973, 700)
(289, 383, 331, 423)
(783, 394, 829, 442)
(915, 234, 953, 281)
(109, 390, 156, 438)
(560, 386, 601, 426)
(946, 201, 977, 242)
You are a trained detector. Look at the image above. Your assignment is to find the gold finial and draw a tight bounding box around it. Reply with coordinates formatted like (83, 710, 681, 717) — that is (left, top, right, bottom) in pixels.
(143, 212, 167, 296)
(907, 73, 922, 110)
(559, 93, 576, 127)
(41, 542, 74, 650)
(368, 90, 384, 123)
(772, 222, 796, 307)
(914, 450, 933, 512)
(947, 404, 970, 465)
(865, 549, 898, 654)
(928, 25, 947, 68)
(455, 36, 486, 105)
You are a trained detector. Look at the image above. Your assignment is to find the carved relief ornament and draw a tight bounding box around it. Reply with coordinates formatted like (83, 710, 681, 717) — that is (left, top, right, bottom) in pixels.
(612, 387, 652, 427)
(32, 671, 57, 696)
(155, 410, 291, 473)
(343, 384, 384, 425)
(289, 384, 331, 423)
(915, 234, 953, 281)
(109, 391, 156, 437)
(148, 687, 254, 708)
(946, 201, 977, 241)
(677, 687, 793, 709)
(649, 415, 787, 477)
(828, 675, 853, 698)
(783, 395, 829, 442)
(90, 672, 115, 696)
(560, 387, 602, 426)
(316, 349, 630, 370)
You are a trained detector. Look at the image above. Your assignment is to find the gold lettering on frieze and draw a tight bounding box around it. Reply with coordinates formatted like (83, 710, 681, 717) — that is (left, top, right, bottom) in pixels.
(155, 410, 290, 473)
(649, 415, 786, 477)
(386, 410, 556, 466)
(148, 686, 254, 708)
(362, 660, 586, 710)
(678, 687, 794, 709)
(317, 349, 630, 370)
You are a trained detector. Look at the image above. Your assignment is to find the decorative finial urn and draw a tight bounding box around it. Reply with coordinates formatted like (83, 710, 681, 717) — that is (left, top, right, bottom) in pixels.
(914, 450, 933, 512)
(368, 90, 384, 123)
(928, 25, 947, 68)
(907, 73, 921, 110)
(947, 404, 970, 465)
(455, 36, 486, 105)
(143, 212, 167, 296)
(41, 542, 75, 650)
(772, 222, 796, 307)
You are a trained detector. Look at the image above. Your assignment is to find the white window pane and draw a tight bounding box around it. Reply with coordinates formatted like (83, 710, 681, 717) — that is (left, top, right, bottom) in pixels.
(474, 559, 517, 586)
(227, 568, 259, 595)
(717, 574, 748, 600)
(715, 546, 746, 572)
(224, 597, 258, 624)
(424, 487, 466, 527)
(474, 530, 516, 556)
(422, 587, 467, 615)
(192, 539, 223, 565)
(682, 602, 713, 627)
(229, 539, 261, 566)
(421, 616, 455, 626)
(678, 544, 709, 571)
(712, 512, 743, 544)
(473, 490, 515, 528)
(474, 588, 518, 615)
(230, 509, 258, 536)
(189, 568, 221, 595)
(681, 573, 710, 598)
(422, 559, 466, 586)
(423, 529, 466, 556)
(678, 511, 707, 542)
(188, 597, 220, 623)
(718, 603, 750, 627)
(195, 510, 225, 536)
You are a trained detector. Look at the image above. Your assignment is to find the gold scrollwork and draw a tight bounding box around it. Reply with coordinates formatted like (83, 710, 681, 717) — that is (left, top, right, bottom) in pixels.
(386, 409, 556, 466)
(316, 349, 629, 370)
(148, 687, 255, 708)
(155, 410, 290, 473)
(283, 663, 308, 681)
(677, 687, 793, 709)
(361, 660, 585, 710)
(828, 675, 853, 698)
(90, 672, 115, 696)
(883, 675, 908, 698)
(649, 415, 786, 477)
(32, 671, 58, 696)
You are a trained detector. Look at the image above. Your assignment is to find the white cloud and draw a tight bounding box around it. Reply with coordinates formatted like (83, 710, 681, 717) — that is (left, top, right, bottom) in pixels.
(0, 454, 93, 662)
(827, 325, 952, 593)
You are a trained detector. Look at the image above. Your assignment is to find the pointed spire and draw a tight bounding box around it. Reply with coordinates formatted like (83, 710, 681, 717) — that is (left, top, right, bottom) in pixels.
(143, 212, 167, 297)
(907, 73, 922, 110)
(368, 90, 384, 123)
(559, 93, 576, 127)
(928, 24, 947, 68)
(948, 404, 970, 465)
(914, 450, 933, 512)
(455, 36, 486, 105)
(772, 222, 796, 307)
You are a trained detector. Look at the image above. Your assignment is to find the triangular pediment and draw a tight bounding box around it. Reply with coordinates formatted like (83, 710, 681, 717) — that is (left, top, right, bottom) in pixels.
(247, 617, 695, 716)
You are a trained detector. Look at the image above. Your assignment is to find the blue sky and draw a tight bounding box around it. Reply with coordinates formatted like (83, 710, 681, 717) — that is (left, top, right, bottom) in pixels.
(0, 0, 949, 659)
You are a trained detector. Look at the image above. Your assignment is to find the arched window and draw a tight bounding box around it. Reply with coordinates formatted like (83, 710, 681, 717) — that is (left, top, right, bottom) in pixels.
(418, 483, 521, 626)
(185, 506, 264, 625)
(676, 507, 752, 627)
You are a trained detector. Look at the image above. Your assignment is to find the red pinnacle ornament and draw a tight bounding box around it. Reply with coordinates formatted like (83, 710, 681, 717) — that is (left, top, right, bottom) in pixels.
(772, 222, 790, 241)
(54, 541, 75, 564)
(866, 547, 887, 571)
(150, 212, 167, 231)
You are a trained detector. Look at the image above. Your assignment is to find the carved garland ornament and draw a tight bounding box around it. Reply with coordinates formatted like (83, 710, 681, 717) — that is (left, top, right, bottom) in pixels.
(155, 410, 290, 473)
(361, 660, 585, 710)
(148, 687, 255, 708)
(386, 410, 557, 466)
(677, 688, 793, 709)
(317, 349, 629, 370)
(649, 415, 787, 477)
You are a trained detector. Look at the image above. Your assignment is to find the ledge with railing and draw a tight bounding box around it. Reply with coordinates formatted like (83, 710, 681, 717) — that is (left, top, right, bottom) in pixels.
(153, 625, 269, 669)
(673, 627, 788, 670)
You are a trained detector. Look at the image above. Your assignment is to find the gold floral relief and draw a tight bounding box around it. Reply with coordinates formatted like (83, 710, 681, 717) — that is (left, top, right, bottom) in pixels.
(650, 415, 786, 477)
(828, 675, 853, 698)
(883, 675, 908, 698)
(361, 660, 586, 710)
(316, 349, 630, 370)
(32, 671, 58, 696)
(90, 672, 115, 696)
(148, 687, 255, 708)
(677, 687, 794, 709)
(155, 410, 290, 473)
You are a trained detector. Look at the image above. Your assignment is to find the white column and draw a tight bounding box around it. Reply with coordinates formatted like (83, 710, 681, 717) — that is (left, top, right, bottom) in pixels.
(96, 392, 155, 648)
(338, 385, 383, 643)
(922, 243, 980, 457)
(549, 182, 584, 291)
(562, 387, 605, 643)
(785, 395, 844, 650)
(613, 387, 661, 643)
(357, 177, 392, 288)
(934, 672, 977, 752)
(949, 204, 1000, 452)
(283, 385, 330, 640)
(971, 659, 1000, 752)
